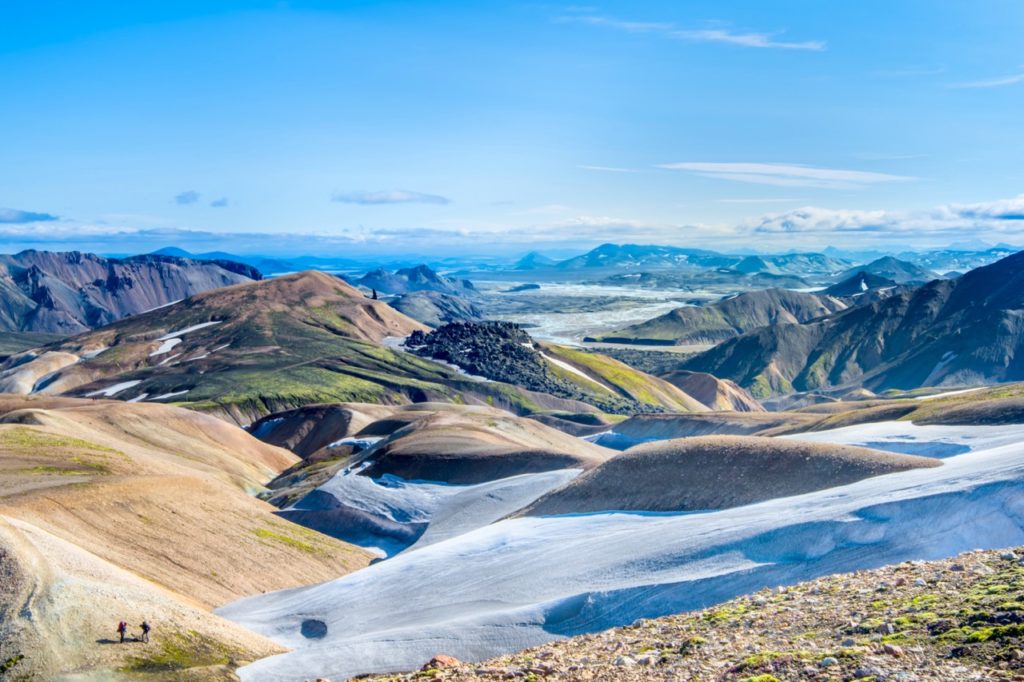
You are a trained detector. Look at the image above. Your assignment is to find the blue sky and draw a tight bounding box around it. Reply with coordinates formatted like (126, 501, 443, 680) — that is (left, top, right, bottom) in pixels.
(1, 0, 1023, 256)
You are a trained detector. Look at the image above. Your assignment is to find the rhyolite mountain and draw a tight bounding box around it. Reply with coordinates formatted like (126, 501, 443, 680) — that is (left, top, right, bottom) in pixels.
(593, 288, 848, 345)
(0, 272, 701, 422)
(683, 250, 1024, 397)
(356, 264, 476, 296)
(837, 256, 939, 284)
(0, 250, 259, 334)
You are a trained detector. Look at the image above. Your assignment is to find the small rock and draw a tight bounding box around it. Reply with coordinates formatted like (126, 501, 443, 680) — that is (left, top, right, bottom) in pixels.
(1002, 551, 1017, 561)
(820, 656, 839, 667)
(875, 622, 896, 635)
(914, 578, 927, 587)
(949, 563, 965, 572)
(883, 643, 905, 657)
(636, 654, 657, 665)
(841, 638, 856, 647)
(423, 654, 462, 670)
(613, 655, 636, 667)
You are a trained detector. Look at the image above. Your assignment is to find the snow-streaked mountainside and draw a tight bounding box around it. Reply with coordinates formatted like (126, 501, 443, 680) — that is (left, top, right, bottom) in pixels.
(683, 249, 1024, 397)
(220, 422, 1024, 681)
(279, 467, 580, 556)
(0, 250, 259, 333)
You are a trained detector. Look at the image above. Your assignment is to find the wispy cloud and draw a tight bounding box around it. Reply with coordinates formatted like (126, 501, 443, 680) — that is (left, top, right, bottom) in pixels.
(332, 190, 451, 205)
(948, 72, 1024, 89)
(579, 164, 640, 173)
(660, 162, 916, 189)
(716, 198, 799, 204)
(0, 208, 59, 224)
(209, 197, 229, 208)
(560, 14, 825, 51)
(174, 190, 200, 205)
(750, 194, 1024, 236)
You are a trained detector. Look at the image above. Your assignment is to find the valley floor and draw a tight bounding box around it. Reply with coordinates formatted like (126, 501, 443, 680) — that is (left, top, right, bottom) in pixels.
(370, 545, 1024, 681)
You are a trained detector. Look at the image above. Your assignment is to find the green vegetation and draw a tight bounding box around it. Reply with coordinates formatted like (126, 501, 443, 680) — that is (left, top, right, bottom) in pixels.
(253, 527, 320, 555)
(119, 630, 233, 673)
(1, 654, 24, 674)
(0, 426, 121, 454)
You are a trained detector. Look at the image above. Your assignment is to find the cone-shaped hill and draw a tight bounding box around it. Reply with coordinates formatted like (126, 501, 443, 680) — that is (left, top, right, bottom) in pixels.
(521, 436, 940, 516)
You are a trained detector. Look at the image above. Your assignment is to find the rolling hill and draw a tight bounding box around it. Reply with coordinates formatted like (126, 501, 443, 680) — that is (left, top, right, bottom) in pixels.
(0, 272, 698, 422)
(594, 288, 848, 345)
(0, 395, 371, 679)
(683, 250, 1024, 397)
(521, 435, 938, 515)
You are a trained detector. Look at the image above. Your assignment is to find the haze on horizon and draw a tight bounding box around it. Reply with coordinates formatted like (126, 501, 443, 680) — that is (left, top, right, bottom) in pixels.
(1, 0, 1022, 257)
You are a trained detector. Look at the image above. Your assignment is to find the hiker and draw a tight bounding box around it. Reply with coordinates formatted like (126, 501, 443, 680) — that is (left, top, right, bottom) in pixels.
(117, 620, 127, 643)
(139, 620, 151, 643)
(371, 288, 378, 300)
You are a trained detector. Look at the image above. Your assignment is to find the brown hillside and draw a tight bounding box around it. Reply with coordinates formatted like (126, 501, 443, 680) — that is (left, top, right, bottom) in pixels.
(522, 435, 939, 515)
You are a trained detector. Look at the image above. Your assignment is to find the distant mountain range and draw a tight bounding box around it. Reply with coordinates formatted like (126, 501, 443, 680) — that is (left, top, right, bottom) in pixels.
(836, 256, 938, 284)
(355, 264, 477, 296)
(0, 250, 259, 334)
(682, 249, 1024, 397)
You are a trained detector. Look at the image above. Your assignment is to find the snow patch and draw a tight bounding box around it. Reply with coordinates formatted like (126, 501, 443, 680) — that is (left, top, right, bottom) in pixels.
(157, 321, 222, 341)
(85, 380, 142, 397)
(149, 390, 190, 401)
(150, 338, 182, 357)
(540, 352, 613, 393)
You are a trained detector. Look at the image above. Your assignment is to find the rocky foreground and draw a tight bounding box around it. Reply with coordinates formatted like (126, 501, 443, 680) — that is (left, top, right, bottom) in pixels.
(360, 547, 1024, 681)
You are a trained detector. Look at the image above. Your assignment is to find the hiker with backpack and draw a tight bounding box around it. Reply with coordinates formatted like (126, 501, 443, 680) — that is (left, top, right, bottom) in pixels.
(116, 620, 127, 643)
(139, 620, 151, 643)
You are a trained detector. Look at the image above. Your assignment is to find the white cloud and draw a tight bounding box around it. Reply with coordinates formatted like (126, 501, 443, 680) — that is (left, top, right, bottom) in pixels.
(661, 162, 916, 189)
(578, 165, 640, 173)
(749, 194, 1024, 236)
(559, 14, 824, 51)
(716, 198, 799, 204)
(948, 72, 1024, 89)
(671, 28, 824, 51)
(332, 190, 451, 205)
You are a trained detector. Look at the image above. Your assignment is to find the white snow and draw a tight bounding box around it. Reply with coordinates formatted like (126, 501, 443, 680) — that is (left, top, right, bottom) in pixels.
(221, 422, 1024, 681)
(282, 468, 580, 556)
(143, 298, 182, 313)
(324, 436, 384, 450)
(149, 338, 182, 357)
(157, 353, 182, 367)
(539, 352, 614, 393)
(156, 321, 221, 341)
(785, 421, 1024, 458)
(126, 393, 149, 403)
(149, 390, 190, 401)
(85, 380, 142, 398)
(915, 386, 986, 401)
